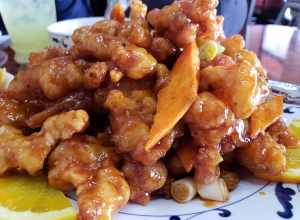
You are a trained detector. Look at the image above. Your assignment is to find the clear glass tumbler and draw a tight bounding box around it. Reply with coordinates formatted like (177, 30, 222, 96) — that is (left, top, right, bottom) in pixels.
(0, 0, 57, 64)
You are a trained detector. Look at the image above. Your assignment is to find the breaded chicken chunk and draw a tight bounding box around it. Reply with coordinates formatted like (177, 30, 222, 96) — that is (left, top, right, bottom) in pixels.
(48, 135, 129, 220)
(0, 110, 89, 175)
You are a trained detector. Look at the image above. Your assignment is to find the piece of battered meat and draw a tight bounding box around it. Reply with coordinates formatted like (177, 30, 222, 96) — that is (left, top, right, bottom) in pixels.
(120, 0, 152, 48)
(0, 110, 89, 175)
(83, 62, 109, 90)
(48, 135, 118, 190)
(71, 28, 157, 80)
(28, 47, 68, 67)
(122, 160, 167, 205)
(200, 61, 269, 119)
(77, 167, 130, 220)
(147, 1, 197, 48)
(237, 133, 287, 176)
(48, 135, 129, 220)
(105, 89, 177, 165)
(147, 0, 224, 48)
(8, 56, 83, 101)
(194, 146, 222, 184)
(150, 37, 176, 62)
(26, 90, 93, 129)
(185, 92, 235, 147)
(184, 92, 235, 184)
(104, 89, 154, 153)
(267, 119, 298, 147)
(185, 92, 233, 130)
(0, 93, 28, 127)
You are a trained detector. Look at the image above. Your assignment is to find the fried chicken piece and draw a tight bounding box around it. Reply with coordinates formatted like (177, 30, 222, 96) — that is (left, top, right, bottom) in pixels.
(147, 0, 224, 48)
(128, 0, 152, 48)
(267, 119, 298, 147)
(48, 135, 129, 220)
(185, 92, 235, 147)
(200, 61, 269, 119)
(132, 129, 176, 165)
(222, 35, 269, 90)
(200, 54, 235, 69)
(105, 89, 177, 165)
(71, 28, 118, 60)
(38, 57, 83, 100)
(109, 69, 124, 83)
(165, 151, 187, 178)
(122, 160, 167, 205)
(83, 62, 108, 90)
(0, 93, 28, 127)
(0, 110, 89, 175)
(96, 0, 152, 49)
(28, 47, 68, 67)
(185, 92, 233, 130)
(150, 37, 176, 62)
(104, 89, 154, 153)
(185, 92, 235, 184)
(194, 146, 222, 184)
(221, 35, 245, 56)
(147, 1, 198, 48)
(220, 119, 250, 154)
(111, 43, 157, 79)
(237, 133, 287, 176)
(77, 167, 130, 220)
(188, 113, 248, 177)
(8, 56, 83, 101)
(48, 135, 111, 190)
(71, 28, 157, 80)
(0, 92, 49, 128)
(221, 170, 240, 191)
(182, 0, 224, 41)
(152, 177, 174, 199)
(26, 90, 93, 129)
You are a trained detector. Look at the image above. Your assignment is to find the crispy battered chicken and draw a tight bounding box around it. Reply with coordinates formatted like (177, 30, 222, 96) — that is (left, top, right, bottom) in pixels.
(0, 110, 89, 175)
(28, 47, 68, 67)
(105, 89, 177, 165)
(48, 135, 129, 220)
(267, 119, 298, 147)
(185, 92, 235, 184)
(147, 0, 224, 48)
(0, 93, 29, 127)
(200, 61, 269, 119)
(7, 56, 83, 100)
(237, 133, 287, 176)
(26, 90, 93, 129)
(122, 160, 167, 205)
(83, 62, 109, 90)
(72, 28, 157, 80)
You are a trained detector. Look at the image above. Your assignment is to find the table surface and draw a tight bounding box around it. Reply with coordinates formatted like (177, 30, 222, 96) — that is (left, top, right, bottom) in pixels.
(1, 24, 299, 85)
(247, 24, 300, 85)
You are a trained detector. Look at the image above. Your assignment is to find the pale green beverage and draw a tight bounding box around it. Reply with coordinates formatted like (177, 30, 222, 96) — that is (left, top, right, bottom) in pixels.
(0, 0, 56, 63)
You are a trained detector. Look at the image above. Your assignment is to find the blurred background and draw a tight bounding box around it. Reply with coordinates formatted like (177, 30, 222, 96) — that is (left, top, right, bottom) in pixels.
(0, 0, 299, 84)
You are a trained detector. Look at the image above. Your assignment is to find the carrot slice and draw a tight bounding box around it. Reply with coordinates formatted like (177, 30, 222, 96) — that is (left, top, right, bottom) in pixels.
(249, 96, 283, 138)
(176, 141, 198, 172)
(145, 43, 200, 150)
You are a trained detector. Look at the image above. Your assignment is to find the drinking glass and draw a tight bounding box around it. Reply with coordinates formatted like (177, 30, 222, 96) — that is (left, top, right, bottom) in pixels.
(0, 0, 57, 63)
